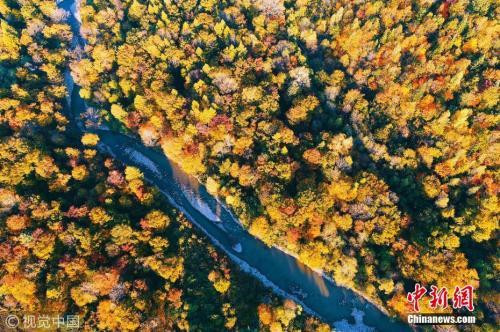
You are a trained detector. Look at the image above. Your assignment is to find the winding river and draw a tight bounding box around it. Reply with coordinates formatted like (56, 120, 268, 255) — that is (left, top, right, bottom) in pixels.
(58, 1, 411, 330)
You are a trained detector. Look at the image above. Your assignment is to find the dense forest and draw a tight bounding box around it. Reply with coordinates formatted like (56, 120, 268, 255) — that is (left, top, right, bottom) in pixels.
(68, 0, 498, 329)
(0, 0, 498, 330)
(0, 0, 330, 330)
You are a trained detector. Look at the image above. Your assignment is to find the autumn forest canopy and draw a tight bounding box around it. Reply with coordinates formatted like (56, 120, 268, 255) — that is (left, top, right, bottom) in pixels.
(0, 0, 498, 331)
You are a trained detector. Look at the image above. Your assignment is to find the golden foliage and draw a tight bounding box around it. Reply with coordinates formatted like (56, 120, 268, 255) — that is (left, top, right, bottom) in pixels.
(97, 300, 140, 331)
(81, 133, 100, 146)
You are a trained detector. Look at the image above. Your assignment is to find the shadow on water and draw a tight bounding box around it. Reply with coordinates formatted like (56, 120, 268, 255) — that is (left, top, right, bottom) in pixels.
(296, 260, 330, 297)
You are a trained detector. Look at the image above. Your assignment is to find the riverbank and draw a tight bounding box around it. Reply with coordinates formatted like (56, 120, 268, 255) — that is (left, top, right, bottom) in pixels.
(58, 1, 411, 330)
(102, 127, 392, 320)
(94, 130, 412, 331)
(276, 244, 391, 316)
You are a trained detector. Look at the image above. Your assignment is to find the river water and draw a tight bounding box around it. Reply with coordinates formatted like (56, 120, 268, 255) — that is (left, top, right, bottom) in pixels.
(58, 1, 412, 330)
